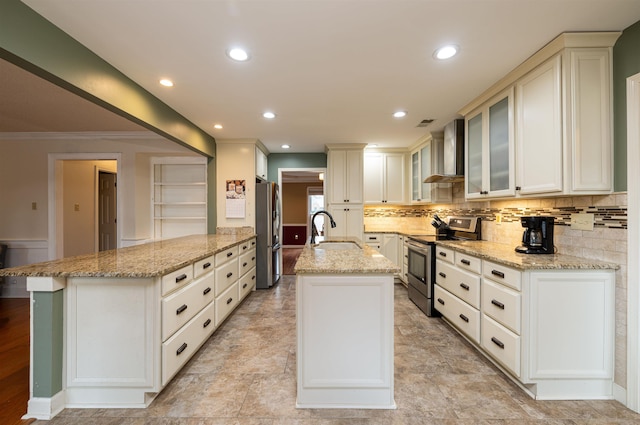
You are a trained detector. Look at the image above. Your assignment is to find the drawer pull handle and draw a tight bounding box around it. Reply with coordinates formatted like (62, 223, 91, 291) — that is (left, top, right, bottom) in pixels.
(227, 297, 233, 305)
(226, 272, 233, 278)
(459, 314, 469, 323)
(176, 343, 188, 355)
(203, 287, 211, 295)
(243, 283, 248, 289)
(252, 241, 256, 245)
(176, 304, 188, 315)
(460, 283, 470, 290)
(175, 274, 187, 283)
(437, 298, 445, 305)
(252, 257, 256, 261)
(491, 337, 505, 349)
(461, 259, 471, 266)
(438, 251, 447, 257)
(491, 270, 505, 279)
(243, 245, 248, 250)
(491, 299, 505, 310)
(227, 252, 233, 257)
(243, 262, 248, 267)
(252, 275, 256, 280)
(203, 318, 211, 328)
(439, 272, 447, 278)
(202, 262, 211, 269)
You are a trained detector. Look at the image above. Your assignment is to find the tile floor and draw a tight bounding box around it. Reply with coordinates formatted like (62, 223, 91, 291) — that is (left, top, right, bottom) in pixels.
(35, 276, 640, 424)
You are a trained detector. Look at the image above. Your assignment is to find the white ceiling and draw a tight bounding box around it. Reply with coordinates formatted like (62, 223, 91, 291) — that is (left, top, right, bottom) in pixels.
(10, 0, 640, 153)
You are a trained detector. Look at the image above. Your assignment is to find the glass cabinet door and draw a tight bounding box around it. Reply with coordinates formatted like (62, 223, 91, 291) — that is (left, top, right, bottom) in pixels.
(489, 96, 510, 192)
(466, 113, 483, 196)
(419, 143, 431, 202)
(411, 151, 419, 201)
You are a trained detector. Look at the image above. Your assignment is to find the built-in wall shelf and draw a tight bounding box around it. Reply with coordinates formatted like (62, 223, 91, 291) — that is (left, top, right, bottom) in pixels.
(152, 157, 208, 240)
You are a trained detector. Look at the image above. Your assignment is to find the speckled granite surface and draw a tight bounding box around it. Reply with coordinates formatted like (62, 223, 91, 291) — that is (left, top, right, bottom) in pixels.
(0, 234, 256, 278)
(436, 240, 619, 271)
(294, 238, 401, 274)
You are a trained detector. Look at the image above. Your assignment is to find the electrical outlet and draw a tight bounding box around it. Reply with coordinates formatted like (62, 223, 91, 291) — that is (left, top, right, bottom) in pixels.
(570, 213, 595, 231)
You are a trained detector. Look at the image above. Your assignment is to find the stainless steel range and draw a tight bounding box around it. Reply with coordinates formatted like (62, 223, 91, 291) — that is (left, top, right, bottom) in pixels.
(407, 216, 481, 317)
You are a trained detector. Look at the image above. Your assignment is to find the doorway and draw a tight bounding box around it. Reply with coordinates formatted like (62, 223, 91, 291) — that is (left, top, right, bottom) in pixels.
(49, 153, 121, 260)
(278, 168, 325, 274)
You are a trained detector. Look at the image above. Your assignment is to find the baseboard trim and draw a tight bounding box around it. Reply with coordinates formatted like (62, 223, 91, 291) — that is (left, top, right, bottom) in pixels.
(23, 391, 65, 420)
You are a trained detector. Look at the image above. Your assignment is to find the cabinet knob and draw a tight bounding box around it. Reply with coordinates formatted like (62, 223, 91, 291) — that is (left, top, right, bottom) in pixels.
(480, 190, 489, 195)
(516, 186, 521, 191)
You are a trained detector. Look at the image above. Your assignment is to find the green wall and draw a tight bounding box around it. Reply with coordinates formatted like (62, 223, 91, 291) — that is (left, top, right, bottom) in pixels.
(0, 0, 215, 158)
(613, 19, 640, 192)
(267, 153, 328, 182)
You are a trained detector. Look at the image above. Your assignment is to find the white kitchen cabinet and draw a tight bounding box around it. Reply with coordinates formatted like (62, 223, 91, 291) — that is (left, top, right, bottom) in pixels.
(327, 204, 363, 240)
(410, 135, 452, 203)
(363, 233, 400, 272)
(327, 147, 364, 204)
(435, 244, 615, 399)
(465, 88, 515, 199)
(399, 236, 408, 286)
(255, 146, 268, 180)
(363, 152, 406, 204)
(152, 157, 208, 240)
(515, 55, 563, 195)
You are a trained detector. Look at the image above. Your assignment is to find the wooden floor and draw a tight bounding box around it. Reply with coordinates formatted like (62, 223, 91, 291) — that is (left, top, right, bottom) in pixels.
(282, 247, 303, 275)
(0, 297, 33, 425)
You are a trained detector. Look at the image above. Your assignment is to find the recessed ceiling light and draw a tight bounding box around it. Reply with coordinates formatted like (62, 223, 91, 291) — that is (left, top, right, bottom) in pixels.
(227, 47, 250, 62)
(434, 45, 459, 60)
(159, 78, 174, 87)
(263, 112, 276, 119)
(281, 144, 291, 149)
(214, 124, 223, 129)
(393, 111, 407, 118)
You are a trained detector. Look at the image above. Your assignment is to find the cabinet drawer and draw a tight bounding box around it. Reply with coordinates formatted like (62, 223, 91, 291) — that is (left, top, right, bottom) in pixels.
(483, 260, 521, 290)
(161, 265, 193, 296)
(238, 239, 255, 255)
(482, 315, 521, 377)
(215, 259, 238, 295)
(161, 274, 215, 341)
(482, 279, 521, 334)
(215, 282, 239, 326)
(455, 252, 481, 274)
(239, 250, 256, 277)
(239, 267, 256, 300)
(215, 245, 238, 266)
(364, 233, 381, 243)
(436, 260, 480, 309)
(162, 301, 216, 386)
(434, 246, 454, 264)
(434, 285, 480, 344)
(194, 255, 215, 278)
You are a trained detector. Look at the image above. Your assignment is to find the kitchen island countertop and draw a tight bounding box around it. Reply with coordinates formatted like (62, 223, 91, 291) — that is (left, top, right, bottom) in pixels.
(294, 237, 400, 274)
(0, 234, 256, 278)
(436, 240, 619, 271)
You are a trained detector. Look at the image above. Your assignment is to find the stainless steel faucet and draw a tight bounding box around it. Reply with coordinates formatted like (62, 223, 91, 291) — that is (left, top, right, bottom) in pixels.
(310, 210, 337, 244)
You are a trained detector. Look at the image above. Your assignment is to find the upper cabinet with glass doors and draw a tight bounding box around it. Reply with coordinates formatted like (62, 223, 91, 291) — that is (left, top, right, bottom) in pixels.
(410, 133, 452, 204)
(465, 88, 515, 199)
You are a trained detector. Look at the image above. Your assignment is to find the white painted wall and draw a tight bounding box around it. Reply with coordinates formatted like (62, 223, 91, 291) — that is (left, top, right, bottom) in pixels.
(216, 140, 258, 229)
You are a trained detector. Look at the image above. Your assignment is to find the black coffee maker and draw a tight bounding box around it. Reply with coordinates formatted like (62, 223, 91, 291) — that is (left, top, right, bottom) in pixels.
(515, 216, 555, 254)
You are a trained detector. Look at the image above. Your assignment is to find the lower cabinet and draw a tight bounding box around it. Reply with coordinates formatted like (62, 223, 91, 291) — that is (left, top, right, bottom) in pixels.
(364, 233, 400, 279)
(435, 248, 615, 399)
(65, 237, 256, 407)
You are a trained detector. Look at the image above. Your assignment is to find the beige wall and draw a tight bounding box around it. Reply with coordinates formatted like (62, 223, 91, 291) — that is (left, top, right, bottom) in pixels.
(282, 182, 323, 224)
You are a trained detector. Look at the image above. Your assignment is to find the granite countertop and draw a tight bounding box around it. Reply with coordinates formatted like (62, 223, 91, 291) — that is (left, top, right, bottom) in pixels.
(0, 234, 256, 278)
(294, 237, 401, 274)
(436, 240, 619, 271)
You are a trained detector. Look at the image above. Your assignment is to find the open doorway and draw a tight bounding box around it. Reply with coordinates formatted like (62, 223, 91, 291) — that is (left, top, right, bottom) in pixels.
(49, 153, 121, 260)
(278, 168, 325, 275)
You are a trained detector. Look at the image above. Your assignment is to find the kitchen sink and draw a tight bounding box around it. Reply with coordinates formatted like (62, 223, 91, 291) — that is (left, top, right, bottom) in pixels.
(313, 241, 360, 250)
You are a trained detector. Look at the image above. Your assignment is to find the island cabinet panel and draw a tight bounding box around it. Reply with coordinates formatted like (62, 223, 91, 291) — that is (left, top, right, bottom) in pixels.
(296, 274, 395, 409)
(66, 277, 159, 402)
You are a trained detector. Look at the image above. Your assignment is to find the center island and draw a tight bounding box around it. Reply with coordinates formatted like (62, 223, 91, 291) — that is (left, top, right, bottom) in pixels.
(293, 238, 400, 409)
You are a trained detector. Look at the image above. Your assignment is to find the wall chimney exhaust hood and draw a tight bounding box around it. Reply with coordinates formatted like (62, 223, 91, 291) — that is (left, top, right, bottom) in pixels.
(424, 119, 464, 183)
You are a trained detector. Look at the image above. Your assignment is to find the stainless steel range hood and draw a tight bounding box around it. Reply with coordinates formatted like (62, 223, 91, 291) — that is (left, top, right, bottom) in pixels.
(424, 119, 464, 183)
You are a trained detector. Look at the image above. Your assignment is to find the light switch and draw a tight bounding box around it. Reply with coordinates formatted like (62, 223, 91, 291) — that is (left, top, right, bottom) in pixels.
(32, 202, 37, 210)
(74, 203, 80, 212)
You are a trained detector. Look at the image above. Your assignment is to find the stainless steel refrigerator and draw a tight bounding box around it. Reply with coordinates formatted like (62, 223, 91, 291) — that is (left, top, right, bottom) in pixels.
(255, 182, 281, 289)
